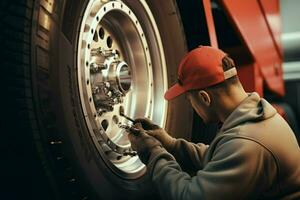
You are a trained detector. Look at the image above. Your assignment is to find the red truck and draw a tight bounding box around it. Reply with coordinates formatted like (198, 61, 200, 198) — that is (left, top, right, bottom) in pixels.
(1, 0, 299, 199)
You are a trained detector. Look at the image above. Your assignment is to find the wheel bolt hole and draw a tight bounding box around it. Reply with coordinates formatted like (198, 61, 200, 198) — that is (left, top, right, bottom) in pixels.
(112, 115, 119, 124)
(93, 32, 98, 42)
(101, 120, 109, 131)
(115, 49, 120, 56)
(89, 97, 92, 102)
(107, 36, 113, 48)
(87, 79, 89, 85)
(99, 27, 105, 39)
(86, 61, 89, 67)
(117, 155, 122, 160)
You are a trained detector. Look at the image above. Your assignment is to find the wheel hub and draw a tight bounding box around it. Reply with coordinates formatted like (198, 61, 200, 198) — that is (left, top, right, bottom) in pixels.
(91, 48, 132, 115)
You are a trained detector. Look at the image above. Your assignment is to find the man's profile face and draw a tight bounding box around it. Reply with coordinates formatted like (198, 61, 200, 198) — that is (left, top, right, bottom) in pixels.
(186, 92, 211, 123)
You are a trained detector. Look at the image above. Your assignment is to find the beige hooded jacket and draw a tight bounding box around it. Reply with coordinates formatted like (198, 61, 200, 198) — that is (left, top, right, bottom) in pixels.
(147, 92, 300, 200)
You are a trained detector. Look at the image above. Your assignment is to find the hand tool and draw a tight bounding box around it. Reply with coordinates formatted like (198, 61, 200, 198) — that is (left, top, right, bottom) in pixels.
(119, 106, 135, 123)
(118, 124, 140, 135)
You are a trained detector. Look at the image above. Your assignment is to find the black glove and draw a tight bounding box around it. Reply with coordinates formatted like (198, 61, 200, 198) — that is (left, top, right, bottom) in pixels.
(134, 118, 176, 152)
(127, 123, 162, 164)
(134, 118, 161, 130)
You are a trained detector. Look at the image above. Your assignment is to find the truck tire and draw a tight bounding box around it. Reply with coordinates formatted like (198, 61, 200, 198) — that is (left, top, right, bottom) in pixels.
(1, 0, 193, 199)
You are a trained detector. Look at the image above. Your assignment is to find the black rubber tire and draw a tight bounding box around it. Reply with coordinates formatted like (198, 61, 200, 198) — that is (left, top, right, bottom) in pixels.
(0, 0, 193, 199)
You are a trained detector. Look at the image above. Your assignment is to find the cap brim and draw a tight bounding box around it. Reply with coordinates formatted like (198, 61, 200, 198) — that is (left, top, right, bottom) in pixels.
(164, 84, 186, 100)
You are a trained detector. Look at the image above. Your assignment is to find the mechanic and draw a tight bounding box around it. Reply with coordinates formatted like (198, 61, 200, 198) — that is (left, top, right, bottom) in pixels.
(127, 46, 300, 199)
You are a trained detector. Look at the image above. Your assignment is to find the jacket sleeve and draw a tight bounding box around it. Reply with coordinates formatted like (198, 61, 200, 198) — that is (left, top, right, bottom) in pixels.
(169, 139, 209, 171)
(147, 138, 277, 200)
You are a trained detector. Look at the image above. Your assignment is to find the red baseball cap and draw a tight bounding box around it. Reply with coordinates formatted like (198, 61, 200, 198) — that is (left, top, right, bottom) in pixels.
(164, 46, 237, 100)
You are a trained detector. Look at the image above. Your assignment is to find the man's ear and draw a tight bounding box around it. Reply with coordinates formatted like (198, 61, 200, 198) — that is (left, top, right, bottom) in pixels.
(198, 90, 211, 106)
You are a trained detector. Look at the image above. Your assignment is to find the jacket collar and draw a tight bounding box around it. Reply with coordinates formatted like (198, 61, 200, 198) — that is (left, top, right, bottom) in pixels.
(220, 92, 277, 133)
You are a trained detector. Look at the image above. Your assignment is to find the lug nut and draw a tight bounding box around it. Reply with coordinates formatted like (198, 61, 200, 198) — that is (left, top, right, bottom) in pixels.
(101, 49, 116, 57)
(97, 108, 106, 116)
(90, 63, 106, 73)
(92, 86, 100, 94)
(105, 82, 110, 88)
(118, 97, 123, 103)
(91, 47, 102, 56)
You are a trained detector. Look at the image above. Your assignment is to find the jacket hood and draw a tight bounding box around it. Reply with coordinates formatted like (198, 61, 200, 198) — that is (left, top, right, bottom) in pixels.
(220, 92, 277, 132)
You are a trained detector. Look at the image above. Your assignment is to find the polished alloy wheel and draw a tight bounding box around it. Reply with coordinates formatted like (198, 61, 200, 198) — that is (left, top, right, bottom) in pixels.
(77, 0, 168, 177)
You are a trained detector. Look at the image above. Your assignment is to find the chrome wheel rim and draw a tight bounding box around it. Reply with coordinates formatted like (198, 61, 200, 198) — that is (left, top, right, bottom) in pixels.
(77, 0, 168, 178)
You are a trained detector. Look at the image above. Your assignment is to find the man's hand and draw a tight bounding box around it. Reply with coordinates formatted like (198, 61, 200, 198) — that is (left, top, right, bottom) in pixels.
(134, 118, 176, 152)
(127, 123, 162, 164)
